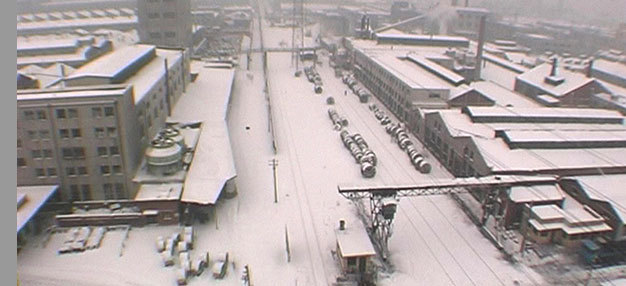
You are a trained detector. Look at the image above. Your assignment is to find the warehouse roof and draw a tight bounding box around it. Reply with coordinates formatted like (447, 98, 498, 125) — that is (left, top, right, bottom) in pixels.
(529, 204, 612, 235)
(169, 63, 236, 205)
(516, 63, 595, 97)
(17, 185, 58, 233)
(571, 175, 626, 222)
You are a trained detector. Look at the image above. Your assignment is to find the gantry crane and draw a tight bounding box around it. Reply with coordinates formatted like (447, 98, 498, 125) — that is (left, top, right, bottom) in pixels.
(338, 175, 558, 258)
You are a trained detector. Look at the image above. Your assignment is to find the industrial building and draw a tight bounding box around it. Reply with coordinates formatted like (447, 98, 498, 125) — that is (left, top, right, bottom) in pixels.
(17, 44, 190, 202)
(137, 0, 193, 49)
(17, 7, 137, 36)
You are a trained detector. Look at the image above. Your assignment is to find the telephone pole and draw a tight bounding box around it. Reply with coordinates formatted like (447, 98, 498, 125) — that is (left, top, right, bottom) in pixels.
(269, 158, 279, 203)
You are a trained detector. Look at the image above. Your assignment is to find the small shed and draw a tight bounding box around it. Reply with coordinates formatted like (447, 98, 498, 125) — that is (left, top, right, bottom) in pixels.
(335, 221, 376, 276)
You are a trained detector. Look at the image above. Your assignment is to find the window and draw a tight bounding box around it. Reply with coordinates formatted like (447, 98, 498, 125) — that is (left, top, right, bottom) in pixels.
(347, 257, 356, 266)
(100, 165, 111, 175)
(97, 147, 108, 156)
(31, 150, 42, 159)
(109, 146, 119, 155)
(163, 12, 176, 18)
(92, 107, 103, 118)
(164, 31, 176, 38)
(107, 127, 117, 137)
(62, 147, 85, 160)
(77, 166, 88, 175)
(17, 139, 22, 148)
(27, 130, 37, 140)
(39, 130, 50, 139)
(81, 185, 92, 200)
(94, 127, 105, 138)
(56, 109, 66, 119)
(35, 168, 45, 177)
(429, 93, 440, 98)
(71, 128, 82, 138)
(73, 147, 85, 159)
(36, 110, 47, 120)
(59, 129, 70, 139)
(103, 183, 114, 200)
(43, 149, 52, 158)
(113, 165, 122, 174)
(66, 167, 76, 176)
(114, 183, 124, 198)
(68, 108, 78, 118)
(70, 185, 80, 201)
(47, 168, 57, 177)
(153, 107, 158, 119)
(104, 107, 114, 117)
(148, 12, 159, 19)
(17, 158, 26, 167)
(149, 32, 161, 39)
(23, 110, 34, 120)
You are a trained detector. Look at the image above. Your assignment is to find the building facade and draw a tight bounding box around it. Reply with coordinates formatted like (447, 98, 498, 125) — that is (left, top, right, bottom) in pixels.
(137, 0, 192, 48)
(17, 45, 191, 202)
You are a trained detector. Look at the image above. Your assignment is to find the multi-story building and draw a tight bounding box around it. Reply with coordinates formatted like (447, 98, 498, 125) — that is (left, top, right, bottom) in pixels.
(17, 44, 191, 202)
(137, 0, 192, 48)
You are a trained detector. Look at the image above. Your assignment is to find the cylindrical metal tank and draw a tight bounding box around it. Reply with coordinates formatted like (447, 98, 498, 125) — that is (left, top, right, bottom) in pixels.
(146, 138, 183, 175)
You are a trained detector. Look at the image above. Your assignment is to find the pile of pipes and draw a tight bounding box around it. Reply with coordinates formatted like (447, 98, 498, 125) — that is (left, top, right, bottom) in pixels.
(342, 73, 369, 103)
(304, 66, 323, 94)
(328, 108, 349, 130)
(340, 130, 377, 178)
(370, 104, 431, 174)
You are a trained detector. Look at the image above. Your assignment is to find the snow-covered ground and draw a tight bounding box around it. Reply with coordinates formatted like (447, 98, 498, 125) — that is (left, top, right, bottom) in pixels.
(18, 5, 551, 286)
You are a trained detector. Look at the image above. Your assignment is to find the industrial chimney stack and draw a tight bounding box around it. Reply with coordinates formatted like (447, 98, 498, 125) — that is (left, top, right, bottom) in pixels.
(474, 15, 487, 80)
(550, 57, 558, 77)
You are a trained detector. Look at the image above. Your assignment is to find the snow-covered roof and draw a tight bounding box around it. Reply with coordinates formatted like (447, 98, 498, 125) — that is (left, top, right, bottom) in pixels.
(529, 204, 612, 235)
(508, 184, 564, 203)
(134, 183, 183, 201)
(482, 53, 527, 74)
(169, 63, 236, 205)
(375, 33, 470, 47)
(405, 54, 465, 86)
(369, 54, 456, 91)
(571, 175, 626, 223)
(336, 224, 376, 258)
(17, 185, 58, 233)
(65, 45, 155, 80)
(17, 85, 129, 101)
(515, 63, 595, 97)
(469, 81, 540, 108)
(464, 106, 624, 124)
(593, 59, 626, 80)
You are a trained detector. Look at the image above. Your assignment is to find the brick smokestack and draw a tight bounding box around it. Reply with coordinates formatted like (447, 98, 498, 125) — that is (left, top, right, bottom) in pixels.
(474, 15, 486, 80)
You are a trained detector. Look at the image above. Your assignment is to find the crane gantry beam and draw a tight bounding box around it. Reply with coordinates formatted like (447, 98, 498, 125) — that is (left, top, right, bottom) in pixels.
(337, 175, 559, 257)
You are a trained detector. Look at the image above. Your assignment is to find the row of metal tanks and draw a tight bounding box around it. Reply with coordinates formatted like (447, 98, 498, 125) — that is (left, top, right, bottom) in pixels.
(342, 73, 370, 103)
(304, 66, 323, 94)
(370, 104, 432, 174)
(328, 108, 377, 178)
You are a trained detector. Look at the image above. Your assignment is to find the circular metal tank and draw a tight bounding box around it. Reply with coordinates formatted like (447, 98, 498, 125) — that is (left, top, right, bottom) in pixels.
(146, 138, 183, 175)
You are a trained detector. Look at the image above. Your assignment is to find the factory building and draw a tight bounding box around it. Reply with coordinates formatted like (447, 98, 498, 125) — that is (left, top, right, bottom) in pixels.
(137, 0, 192, 49)
(17, 44, 190, 202)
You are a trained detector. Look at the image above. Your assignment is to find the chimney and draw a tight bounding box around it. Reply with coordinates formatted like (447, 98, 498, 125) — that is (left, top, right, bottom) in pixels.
(474, 15, 486, 80)
(465, 0, 469, 7)
(550, 57, 558, 77)
(339, 219, 346, 230)
(586, 59, 594, 78)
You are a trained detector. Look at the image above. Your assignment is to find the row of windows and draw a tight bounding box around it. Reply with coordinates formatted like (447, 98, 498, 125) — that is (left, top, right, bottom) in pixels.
(69, 184, 92, 201)
(22, 126, 117, 143)
(66, 166, 89, 176)
(103, 183, 125, 200)
(22, 107, 114, 121)
(68, 183, 127, 201)
(100, 164, 123, 175)
(147, 11, 176, 18)
(35, 167, 57, 177)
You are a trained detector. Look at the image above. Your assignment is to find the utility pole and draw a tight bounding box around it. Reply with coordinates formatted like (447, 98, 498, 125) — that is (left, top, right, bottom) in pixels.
(291, 0, 296, 67)
(269, 159, 279, 203)
(285, 225, 291, 262)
